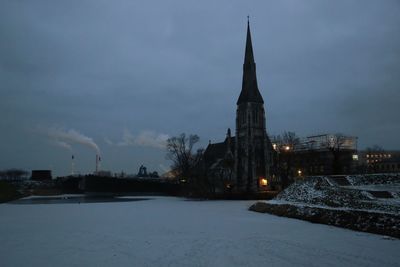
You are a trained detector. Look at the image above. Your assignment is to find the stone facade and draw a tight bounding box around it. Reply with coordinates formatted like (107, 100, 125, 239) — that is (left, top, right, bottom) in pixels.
(204, 21, 273, 193)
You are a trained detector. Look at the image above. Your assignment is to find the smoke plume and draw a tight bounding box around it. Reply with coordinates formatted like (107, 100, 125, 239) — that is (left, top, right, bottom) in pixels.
(46, 127, 101, 154)
(117, 129, 169, 149)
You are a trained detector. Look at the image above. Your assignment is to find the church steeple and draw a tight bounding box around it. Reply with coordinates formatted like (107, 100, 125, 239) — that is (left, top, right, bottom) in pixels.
(237, 19, 264, 105)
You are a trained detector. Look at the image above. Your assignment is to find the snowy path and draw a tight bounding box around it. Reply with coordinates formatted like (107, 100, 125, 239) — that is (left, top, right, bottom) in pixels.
(0, 197, 399, 266)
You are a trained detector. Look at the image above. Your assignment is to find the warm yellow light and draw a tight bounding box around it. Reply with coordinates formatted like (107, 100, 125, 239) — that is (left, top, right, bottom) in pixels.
(272, 144, 277, 150)
(260, 178, 268, 186)
(285, 146, 290, 151)
(297, 170, 302, 176)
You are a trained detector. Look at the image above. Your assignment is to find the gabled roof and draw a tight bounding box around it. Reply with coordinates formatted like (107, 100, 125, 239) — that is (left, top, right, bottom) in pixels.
(204, 137, 235, 163)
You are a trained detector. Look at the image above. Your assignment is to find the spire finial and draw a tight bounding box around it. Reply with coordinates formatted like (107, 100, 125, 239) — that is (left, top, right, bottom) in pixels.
(247, 15, 250, 25)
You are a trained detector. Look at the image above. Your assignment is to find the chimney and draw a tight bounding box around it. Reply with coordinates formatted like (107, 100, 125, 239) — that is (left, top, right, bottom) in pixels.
(95, 154, 99, 174)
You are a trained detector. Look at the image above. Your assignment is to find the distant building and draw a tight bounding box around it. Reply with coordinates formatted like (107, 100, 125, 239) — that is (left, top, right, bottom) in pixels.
(31, 170, 52, 181)
(273, 134, 359, 180)
(358, 150, 400, 173)
(204, 20, 274, 193)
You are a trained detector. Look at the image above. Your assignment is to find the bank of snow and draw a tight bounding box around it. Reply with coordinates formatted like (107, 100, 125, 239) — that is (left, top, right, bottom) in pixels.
(1, 197, 399, 266)
(252, 175, 400, 238)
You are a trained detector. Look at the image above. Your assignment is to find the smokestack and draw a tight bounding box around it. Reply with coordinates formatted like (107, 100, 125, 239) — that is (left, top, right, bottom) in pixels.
(95, 154, 99, 174)
(71, 155, 75, 176)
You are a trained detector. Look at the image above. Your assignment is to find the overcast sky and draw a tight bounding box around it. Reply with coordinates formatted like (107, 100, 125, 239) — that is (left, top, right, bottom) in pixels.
(1, 0, 399, 176)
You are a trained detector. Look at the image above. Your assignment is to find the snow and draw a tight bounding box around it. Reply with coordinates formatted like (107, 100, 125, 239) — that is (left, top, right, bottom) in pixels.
(1, 197, 399, 267)
(343, 184, 400, 192)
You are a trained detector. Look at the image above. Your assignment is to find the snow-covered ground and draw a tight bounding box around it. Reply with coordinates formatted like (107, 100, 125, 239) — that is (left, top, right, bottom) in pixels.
(1, 197, 399, 267)
(343, 184, 400, 192)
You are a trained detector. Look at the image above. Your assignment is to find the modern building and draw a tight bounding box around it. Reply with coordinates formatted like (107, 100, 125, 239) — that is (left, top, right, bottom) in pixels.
(204, 20, 274, 193)
(358, 150, 400, 173)
(272, 134, 359, 182)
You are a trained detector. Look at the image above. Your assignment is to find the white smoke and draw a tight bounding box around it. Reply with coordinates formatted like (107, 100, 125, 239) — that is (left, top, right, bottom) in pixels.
(103, 137, 114, 146)
(117, 129, 169, 149)
(46, 127, 101, 154)
(51, 140, 72, 151)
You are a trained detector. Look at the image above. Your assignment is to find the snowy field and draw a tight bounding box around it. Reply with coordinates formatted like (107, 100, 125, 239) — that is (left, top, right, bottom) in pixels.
(1, 196, 399, 267)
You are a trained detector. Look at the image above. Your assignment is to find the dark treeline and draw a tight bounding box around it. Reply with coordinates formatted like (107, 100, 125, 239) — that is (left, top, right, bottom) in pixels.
(0, 169, 29, 181)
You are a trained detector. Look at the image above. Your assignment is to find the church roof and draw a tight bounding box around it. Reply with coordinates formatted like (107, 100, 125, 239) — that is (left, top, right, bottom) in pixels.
(204, 137, 235, 163)
(237, 20, 264, 105)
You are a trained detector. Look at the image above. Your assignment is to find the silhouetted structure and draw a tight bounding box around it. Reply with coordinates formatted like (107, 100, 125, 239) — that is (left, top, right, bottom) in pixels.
(31, 170, 52, 181)
(137, 165, 148, 177)
(204, 20, 274, 193)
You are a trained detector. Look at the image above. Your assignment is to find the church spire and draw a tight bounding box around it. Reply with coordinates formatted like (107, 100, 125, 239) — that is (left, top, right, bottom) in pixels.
(237, 18, 264, 105)
(244, 17, 255, 66)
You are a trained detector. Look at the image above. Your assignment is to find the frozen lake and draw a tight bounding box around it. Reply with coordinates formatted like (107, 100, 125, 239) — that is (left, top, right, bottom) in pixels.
(0, 196, 399, 266)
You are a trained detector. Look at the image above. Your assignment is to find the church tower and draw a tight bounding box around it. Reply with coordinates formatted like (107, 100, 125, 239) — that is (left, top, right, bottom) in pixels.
(234, 20, 270, 192)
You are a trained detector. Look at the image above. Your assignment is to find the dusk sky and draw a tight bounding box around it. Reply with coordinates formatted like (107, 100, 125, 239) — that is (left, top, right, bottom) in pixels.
(1, 0, 399, 176)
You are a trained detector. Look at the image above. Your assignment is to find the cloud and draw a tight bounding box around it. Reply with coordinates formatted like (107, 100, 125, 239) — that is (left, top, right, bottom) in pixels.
(117, 129, 169, 149)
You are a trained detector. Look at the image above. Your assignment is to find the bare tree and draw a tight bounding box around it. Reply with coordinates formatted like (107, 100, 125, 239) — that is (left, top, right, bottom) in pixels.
(166, 133, 203, 181)
(0, 169, 29, 181)
(272, 131, 300, 188)
(282, 131, 300, 149)
(326, 133, 347, 174)
(366, 145, 384, 153)
(166, 133, 208, 196)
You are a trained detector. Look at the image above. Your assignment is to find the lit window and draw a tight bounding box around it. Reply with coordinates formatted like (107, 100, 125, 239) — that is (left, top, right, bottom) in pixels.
(259, 178, 268, 187)
(352, 154, 359, 160)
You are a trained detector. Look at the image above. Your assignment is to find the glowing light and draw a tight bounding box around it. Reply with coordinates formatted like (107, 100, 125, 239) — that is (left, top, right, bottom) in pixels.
(352, 154, 359, 160)
(297, 170, 302, 176)
(259, 178, 268, 186)
(285, 146, 290, 151)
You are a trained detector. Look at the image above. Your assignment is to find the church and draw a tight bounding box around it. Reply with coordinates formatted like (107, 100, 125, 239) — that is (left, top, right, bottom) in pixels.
(203, 20, 276, 193)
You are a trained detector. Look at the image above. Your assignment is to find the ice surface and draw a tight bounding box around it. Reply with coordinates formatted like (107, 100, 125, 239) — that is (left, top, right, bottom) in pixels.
(0, 197, 399, 266)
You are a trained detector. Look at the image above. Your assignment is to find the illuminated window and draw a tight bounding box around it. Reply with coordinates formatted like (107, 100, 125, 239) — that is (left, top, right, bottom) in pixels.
(352, 155, 359, 160)
(259, 178, 268, 187)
